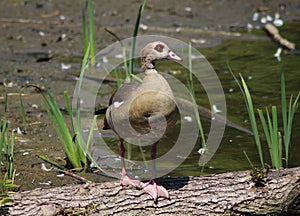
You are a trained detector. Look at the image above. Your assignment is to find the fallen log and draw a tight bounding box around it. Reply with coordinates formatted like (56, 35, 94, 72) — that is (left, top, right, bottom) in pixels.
(3, 167, 299, 215)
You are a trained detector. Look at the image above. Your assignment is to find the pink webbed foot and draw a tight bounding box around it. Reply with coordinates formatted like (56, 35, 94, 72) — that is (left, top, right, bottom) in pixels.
(142, 180, 169, 201)
(120, 175, 142, 189)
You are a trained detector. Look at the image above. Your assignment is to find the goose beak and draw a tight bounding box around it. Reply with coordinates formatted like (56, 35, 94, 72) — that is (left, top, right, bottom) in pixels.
(167, 51, 182, 62)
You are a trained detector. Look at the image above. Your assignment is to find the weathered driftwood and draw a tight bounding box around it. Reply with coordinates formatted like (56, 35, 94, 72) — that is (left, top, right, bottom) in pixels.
(2, 167, 299, 215)
(264, 23, 296, 50)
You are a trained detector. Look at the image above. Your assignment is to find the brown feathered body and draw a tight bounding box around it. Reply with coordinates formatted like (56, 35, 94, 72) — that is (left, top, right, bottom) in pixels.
(104, 69, 178, 140)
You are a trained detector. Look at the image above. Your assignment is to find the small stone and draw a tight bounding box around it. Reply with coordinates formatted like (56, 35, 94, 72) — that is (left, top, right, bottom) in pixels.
(32, 104, 39, 109)
(266, 15, 273, 21)
(39, 31, 45, 37)
(260, 17, 267, 24)
(273, 19, 284, 27)
(59, 15, 66, 20)
(61, 63, 71, 70)
(252, 12, 259, 21)
(57, 173, 65, 177)
(191, 38, 206, 44)
(139, 23, 148, 30)
(274, 13, 280, 20)
(41, 163, 52, 172)
(175, 27, 181, 33)
(185, 7, 192, 12)
(247, 23, 253, 32)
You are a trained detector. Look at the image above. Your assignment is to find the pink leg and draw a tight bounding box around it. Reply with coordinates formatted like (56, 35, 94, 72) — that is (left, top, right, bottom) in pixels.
(142, 142, 170, 201)
(119, 139, 142, 188)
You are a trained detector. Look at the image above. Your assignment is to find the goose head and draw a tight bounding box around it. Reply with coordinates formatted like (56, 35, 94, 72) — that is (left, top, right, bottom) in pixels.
(140, 41, 182, 71)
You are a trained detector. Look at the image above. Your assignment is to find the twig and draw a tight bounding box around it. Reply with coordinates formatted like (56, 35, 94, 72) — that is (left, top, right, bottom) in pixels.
(58, 169, 91, 184)
(264, 23, 295, 50)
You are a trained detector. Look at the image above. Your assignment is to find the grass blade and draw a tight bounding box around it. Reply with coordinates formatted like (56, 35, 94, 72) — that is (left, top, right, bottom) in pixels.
(240, 75, 264, 168)
(19, 92, 27, 133)
(105, 28, 130, 80)
(86, 115, 97, 153)
(64, 91, 75, 134)
(266, 107, 276, 166)
(8, 131, 15, 179)
(82, 2, 88, 55)
(281, 71, 287, 142)
(129, 0, 147, 76)
(271, 106, 279, 168)
(228, 63, 264, 168)
(113, 70, 123, 88)
(258, 109, 271, 148)
(0, 120, 7, 163)
(243, 150, 254, 169)
(278, 131, 282, 168)
(188, 43, 206, 150)
(104, 28, 121, 42)
(131, 73, 143, 83)
(285, 92, 300, 167)
(88, 0, 95, 60)
(4, 90, 7, 115)
(281, 71, 288, 167)
(37, 155, 66, 170)
(78, 44, 90, 91)
(64, 91, 86, 166)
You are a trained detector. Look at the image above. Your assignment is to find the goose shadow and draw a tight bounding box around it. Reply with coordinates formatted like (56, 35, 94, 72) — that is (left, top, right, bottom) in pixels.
(155, 176, 190, 190)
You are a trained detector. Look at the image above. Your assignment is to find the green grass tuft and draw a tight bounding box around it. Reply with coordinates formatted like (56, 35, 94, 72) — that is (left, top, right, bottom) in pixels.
(229, 64, 299, 169)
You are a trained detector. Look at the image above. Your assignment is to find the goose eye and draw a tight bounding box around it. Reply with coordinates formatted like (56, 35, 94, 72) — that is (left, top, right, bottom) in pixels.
(154, 44, 164, 53)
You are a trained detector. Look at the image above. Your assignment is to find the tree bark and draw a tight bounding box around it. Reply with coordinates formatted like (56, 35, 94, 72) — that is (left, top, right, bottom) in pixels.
(3, 167, 300, 216)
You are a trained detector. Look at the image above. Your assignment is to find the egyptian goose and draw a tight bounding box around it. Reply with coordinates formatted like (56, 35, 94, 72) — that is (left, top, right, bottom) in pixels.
(103, 41, 182, 201)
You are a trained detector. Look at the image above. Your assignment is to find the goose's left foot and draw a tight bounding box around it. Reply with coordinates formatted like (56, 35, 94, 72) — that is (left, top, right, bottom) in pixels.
(142, 179, 169, 201)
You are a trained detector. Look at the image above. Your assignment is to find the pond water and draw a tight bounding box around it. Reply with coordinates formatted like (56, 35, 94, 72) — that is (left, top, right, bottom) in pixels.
(90, 21, 300, 179)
